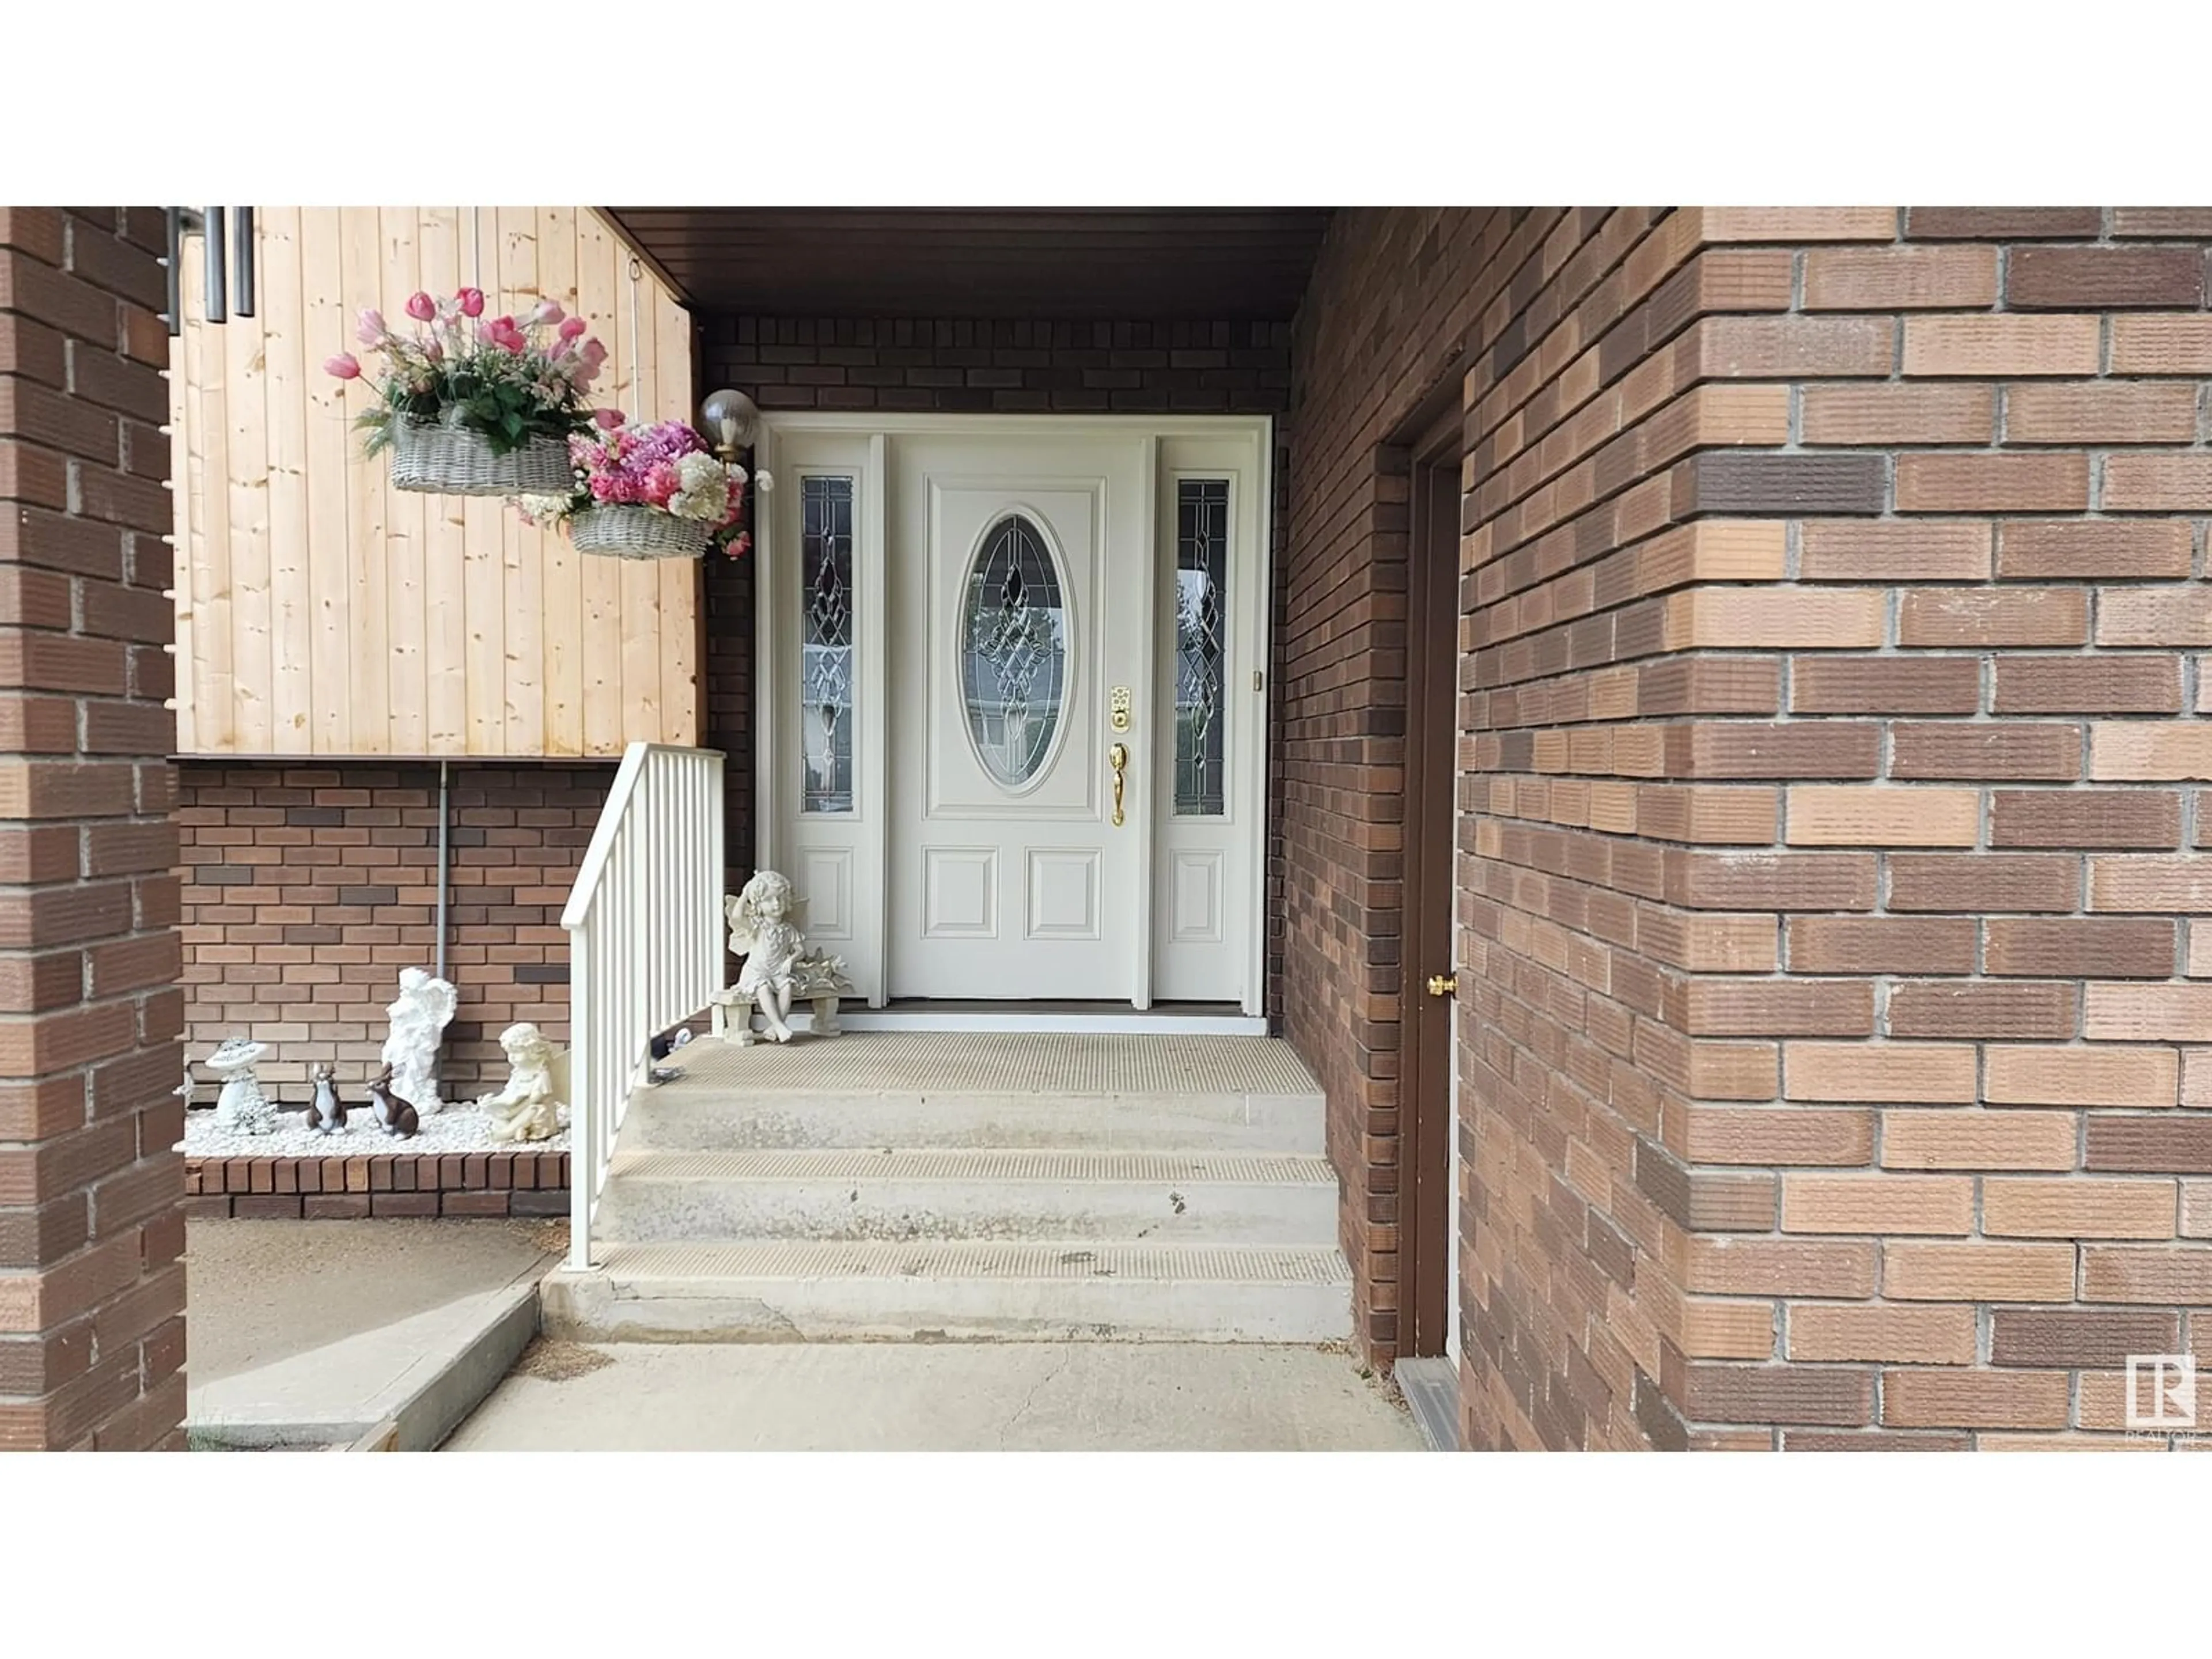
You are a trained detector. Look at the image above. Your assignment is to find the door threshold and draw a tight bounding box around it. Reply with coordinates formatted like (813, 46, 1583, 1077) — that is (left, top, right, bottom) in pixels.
(1393, 1355, 1459, 1452)
(792, 1005, 1270, 1037)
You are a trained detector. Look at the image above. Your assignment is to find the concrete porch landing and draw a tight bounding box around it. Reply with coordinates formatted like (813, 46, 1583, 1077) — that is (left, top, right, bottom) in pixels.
(637, 1028, 1324, 1104)
(543, 1031, 1351, 1344)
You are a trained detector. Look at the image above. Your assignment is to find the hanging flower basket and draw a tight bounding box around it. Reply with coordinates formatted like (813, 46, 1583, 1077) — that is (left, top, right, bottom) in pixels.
(326, 287, 609, 498)
(568, 503, 714, 559)
(389, 412, 574, 497)
(515, 413, 753, 562)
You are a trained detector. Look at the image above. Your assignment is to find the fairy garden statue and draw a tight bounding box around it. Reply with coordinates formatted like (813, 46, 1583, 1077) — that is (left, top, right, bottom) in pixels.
(714, 869, 854, 1045)
(477, 1022, 565, 1143)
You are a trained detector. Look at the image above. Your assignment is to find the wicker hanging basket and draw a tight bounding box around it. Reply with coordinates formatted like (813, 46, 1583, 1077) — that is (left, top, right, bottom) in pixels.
(569, 505, 714, 560)
(388, 414, 573, 497)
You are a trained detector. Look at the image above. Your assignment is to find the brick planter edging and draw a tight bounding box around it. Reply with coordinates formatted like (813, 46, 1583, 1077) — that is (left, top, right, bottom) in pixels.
(184, 1149, 570, 1220)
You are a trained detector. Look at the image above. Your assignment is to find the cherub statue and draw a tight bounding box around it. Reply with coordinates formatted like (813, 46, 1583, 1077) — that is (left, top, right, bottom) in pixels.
(725, 869, 808, 1043)
(476, 1022, 564, 1143)
(380, 967, 459, 1116)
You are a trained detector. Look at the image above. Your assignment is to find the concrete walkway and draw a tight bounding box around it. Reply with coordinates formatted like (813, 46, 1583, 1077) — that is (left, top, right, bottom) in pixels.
(445, 1340, 1423, 1451)
(186, 1218, 558, 1449)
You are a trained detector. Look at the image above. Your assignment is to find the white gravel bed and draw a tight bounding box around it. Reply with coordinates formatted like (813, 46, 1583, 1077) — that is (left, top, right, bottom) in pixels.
(179, 1104, 570, 1160)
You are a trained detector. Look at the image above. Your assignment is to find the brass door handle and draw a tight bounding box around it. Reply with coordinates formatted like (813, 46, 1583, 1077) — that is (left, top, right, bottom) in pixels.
(1109, 742, 1128, 827)
(1426, 973, 1457, 998)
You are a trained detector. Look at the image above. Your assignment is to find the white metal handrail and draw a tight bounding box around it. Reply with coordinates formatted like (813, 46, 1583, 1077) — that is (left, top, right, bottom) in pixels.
(562, 743, 725, 1270)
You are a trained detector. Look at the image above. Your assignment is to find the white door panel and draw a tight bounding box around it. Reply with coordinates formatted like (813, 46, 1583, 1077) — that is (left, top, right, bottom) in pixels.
(890, 435, 1149, 1000)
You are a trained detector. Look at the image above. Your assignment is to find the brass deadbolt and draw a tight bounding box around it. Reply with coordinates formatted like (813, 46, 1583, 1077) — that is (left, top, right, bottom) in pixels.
(1426, 973, 1457, 998)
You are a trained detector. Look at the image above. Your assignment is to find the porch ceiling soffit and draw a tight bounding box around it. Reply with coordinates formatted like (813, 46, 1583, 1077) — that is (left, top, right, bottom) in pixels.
(599, 207, 1334, 320)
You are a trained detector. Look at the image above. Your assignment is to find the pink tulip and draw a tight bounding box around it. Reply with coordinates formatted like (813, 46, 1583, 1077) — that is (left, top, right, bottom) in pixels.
(579, 336, 608, 365)
(529, 299, 565, 327)
(355, 308, 385, 345)
(405, 291, 436, 323)
(558, 315, 588, 343)
(591, 408, 627, 430)
(323, 353, 362, 380)
(457, 287, 486, 317)
(422, 338, 444, 363)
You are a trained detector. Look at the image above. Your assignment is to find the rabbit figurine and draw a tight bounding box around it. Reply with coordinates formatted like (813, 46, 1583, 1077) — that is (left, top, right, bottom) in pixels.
(365, 1067, 420, 1139)
(306, 1063, 347, 1134)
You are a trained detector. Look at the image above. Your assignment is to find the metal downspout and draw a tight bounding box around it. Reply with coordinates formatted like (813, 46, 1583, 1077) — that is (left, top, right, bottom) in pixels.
(435, 760, 450, 985)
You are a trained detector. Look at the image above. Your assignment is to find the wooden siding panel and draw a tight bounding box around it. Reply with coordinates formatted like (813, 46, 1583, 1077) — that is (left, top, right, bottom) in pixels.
(456, 204, 507, 755)
(420, 206, 472, 754)
(497, 206, 542, 756)
(223, 242, 273, 753)
(378, 207, 429, 753)
(338, 204, 391, 753)
(171, 205, 698, 757)
(298, 207, 353, 753)
(187, 249, 236, 753)
(575, 211, 627, 757)
(260, 206, 314, 755)
(536, 207, 585, 757)
(655, 286, 699, 741)
(611, 233, 661, 745)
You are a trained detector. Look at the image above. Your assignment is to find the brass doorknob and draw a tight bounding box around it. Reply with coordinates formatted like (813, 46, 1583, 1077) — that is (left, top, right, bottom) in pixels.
(1426, 973, 1457, 998)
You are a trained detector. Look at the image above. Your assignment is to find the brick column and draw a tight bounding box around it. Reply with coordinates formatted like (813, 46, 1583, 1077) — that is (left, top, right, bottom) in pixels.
(1462, 206, 2212, 1449)
(0, 207, 185, 1450)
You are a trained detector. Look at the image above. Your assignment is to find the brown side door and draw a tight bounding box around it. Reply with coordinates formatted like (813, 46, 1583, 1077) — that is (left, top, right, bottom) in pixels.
(1402, 405, 1461, 1358)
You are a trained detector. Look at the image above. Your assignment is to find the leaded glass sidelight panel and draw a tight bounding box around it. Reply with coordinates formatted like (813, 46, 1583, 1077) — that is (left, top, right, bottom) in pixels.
(801, 475, 855, 813)
(961, 514, 1068, 789)
(1174, 479, 1229, 816)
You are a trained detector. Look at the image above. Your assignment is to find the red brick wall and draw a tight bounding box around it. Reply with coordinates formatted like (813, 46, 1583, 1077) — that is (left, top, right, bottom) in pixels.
(696, 313, 1293, 908)
(185, 1146, 570, 1220)
(1459, 205, 2212, 1449)
(0, 206, 185, 1450)
(177, 761, 611, 1104)
(1279, 210, 1519, 1362)
(707, 316, 1293, 417)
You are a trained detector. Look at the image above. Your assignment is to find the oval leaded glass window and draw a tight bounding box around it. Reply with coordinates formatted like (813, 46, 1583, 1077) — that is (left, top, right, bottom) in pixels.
(961, 514, 1068, 789)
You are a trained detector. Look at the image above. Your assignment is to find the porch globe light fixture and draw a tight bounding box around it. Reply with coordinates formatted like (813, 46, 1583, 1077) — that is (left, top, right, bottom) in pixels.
(700, 388, 759, 458)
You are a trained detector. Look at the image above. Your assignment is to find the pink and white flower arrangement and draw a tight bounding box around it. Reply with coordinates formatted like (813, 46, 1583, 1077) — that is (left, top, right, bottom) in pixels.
(516, 413, 751, 553)
(328, 288, 608, 457)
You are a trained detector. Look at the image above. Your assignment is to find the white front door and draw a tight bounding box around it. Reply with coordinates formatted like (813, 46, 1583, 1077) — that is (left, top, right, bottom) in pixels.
(759, 416, 1270, 1014)
(888, 433, 1147, 1001)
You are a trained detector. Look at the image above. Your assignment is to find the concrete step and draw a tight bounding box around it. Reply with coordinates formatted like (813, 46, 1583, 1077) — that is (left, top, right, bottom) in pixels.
(541, 1240, 1354, 1344)
(594, 1148, 1340, 1245)
(622, 1084, 1324, 1154)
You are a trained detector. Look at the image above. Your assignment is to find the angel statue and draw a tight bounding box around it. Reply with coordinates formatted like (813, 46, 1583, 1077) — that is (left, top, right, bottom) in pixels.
(725, 869, 809, 1044)
(381, 967, 459, 1116)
